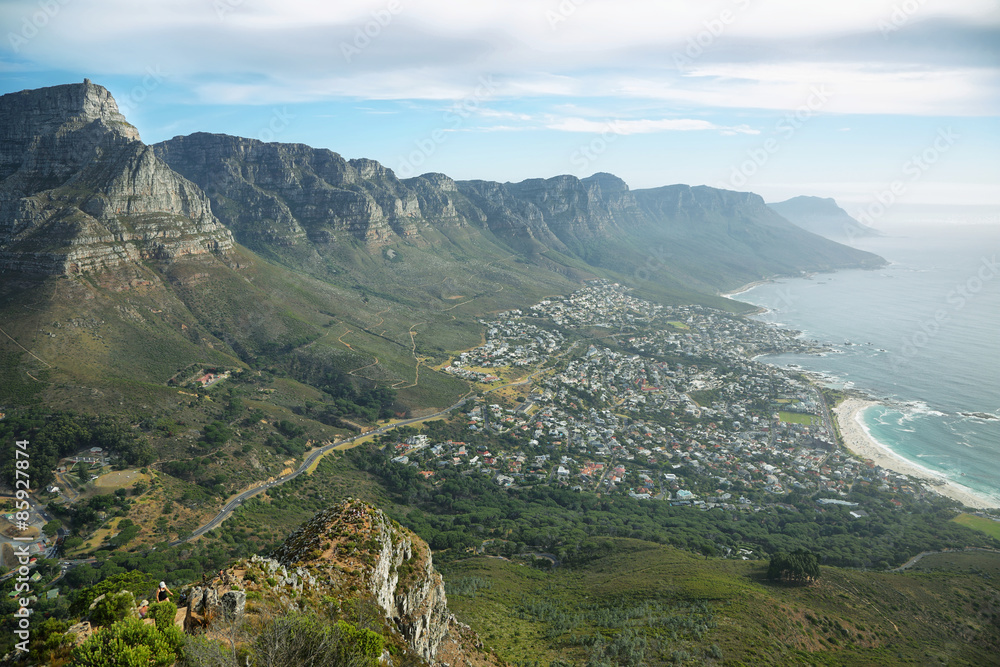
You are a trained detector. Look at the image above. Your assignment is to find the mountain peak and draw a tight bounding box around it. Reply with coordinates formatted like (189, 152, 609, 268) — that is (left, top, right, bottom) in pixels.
(0, 81, 232, 275)
(0, 80, 140, 188)
(582, 172, 629, 190)
(771, 195, 838, 210)
(0, 79, 137, 139)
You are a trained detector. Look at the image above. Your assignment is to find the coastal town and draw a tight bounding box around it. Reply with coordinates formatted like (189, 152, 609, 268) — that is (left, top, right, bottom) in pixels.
(386, 281, 945, 523)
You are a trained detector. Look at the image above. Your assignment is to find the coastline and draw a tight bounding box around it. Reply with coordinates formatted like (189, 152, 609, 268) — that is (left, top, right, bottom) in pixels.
(720, 279, 773, 299)
(833, 397, 999, 510)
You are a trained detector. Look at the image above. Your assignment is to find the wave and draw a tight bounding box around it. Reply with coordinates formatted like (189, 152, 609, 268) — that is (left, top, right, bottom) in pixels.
(900, 400, 947, 418)
(958, 411, 1000, 422)
(856, 409, 949, 480)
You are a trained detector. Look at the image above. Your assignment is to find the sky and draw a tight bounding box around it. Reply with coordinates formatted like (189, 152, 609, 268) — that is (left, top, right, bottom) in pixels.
(2, 0, 999, 223)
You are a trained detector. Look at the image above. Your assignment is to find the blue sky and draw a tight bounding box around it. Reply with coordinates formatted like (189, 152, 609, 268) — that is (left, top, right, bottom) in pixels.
(2, 0, 999, 221)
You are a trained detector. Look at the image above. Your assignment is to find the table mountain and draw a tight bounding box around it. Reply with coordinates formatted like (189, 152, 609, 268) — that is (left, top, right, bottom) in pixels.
(0, 80, 232, 275)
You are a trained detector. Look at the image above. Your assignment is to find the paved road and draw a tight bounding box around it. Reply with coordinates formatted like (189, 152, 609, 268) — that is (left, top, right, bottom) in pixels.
(165, 339, 578, 546)
(168, 396, 473, 546)
(813, 385, 835, 441)
(890, 547, 1000, 572)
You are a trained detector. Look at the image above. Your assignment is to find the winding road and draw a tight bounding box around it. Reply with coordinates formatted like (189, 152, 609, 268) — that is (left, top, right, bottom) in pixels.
(167, 314, 583, 545)
(168, 395, 473, 546)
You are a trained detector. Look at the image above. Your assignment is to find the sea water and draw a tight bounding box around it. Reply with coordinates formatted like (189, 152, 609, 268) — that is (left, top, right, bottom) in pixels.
(738, 224, 1000, 506)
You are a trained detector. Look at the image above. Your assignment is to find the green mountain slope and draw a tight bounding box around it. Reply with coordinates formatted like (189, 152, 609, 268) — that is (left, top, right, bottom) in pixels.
(441, 541, 1000, 666)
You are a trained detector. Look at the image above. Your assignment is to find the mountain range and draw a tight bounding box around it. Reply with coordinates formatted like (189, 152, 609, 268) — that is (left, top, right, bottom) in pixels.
(150, 132, 884, 294)
(0, 80, 884, 415)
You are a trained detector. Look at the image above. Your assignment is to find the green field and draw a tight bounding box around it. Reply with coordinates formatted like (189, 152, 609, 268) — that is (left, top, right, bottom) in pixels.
(779, 410, 820, 426)
(953, 513, 1000, 540)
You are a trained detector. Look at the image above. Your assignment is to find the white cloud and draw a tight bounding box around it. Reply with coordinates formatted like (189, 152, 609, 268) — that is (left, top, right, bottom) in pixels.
(1, 0, 997, 116)
(546, 117, 759, 135)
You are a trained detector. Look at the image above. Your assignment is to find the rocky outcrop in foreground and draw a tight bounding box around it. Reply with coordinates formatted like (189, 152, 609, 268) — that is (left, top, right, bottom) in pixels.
(204, 499, 502, 666)
(269, 499, 455, 662)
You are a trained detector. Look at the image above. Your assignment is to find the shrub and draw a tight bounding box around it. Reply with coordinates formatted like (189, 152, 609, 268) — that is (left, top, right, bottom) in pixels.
(335, 620, 384, 664)
(89, 591, 134, 627)
(147, 601, 177, 630)
(71, 617, 184, 666)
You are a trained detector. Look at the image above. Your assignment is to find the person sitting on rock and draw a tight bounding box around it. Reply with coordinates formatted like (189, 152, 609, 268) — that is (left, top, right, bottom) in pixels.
(138, 600, 149, 619)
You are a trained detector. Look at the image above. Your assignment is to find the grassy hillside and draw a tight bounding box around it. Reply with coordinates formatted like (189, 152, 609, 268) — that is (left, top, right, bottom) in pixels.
(440, 541, 1000, 666)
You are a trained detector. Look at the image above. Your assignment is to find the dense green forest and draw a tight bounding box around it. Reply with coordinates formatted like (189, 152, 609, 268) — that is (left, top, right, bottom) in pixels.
(0, 411, 154, 490)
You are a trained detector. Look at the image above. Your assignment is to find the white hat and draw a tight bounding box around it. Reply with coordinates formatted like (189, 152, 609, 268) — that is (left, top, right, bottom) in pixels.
(141, 600, 148, 606)
(159, 581, 166, 588)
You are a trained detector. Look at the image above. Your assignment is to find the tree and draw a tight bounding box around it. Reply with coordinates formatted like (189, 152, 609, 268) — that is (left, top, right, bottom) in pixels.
(202, 421, 233, 447)
(767, 549, 820, 584)
(147, 601, 177, 630)
(276, 420, 305, 438)
(71, 571, 155, 617)
(43, 519, 63, 536)
(89, 590, 135, 627)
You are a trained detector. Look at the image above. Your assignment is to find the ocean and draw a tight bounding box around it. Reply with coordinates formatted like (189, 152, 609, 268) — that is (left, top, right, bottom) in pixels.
(737, 224, 1000, 506)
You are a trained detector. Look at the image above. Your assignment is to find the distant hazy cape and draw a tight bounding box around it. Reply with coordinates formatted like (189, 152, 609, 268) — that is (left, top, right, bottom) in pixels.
(768, 196, 881, 243)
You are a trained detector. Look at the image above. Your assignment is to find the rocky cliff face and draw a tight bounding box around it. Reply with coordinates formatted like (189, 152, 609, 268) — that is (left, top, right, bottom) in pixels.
(152, 133, 464, 250)
(153, 128, 884, 287)
(267, 499, 451, 662)
(0, 81, 233, 275)
(3, 80, 883, 287)
(217, 498, 499, 666)
(153, 133, 635, 255)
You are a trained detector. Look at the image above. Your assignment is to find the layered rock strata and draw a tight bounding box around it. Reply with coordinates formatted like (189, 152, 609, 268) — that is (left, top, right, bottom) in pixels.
(0, 81, 232, 275)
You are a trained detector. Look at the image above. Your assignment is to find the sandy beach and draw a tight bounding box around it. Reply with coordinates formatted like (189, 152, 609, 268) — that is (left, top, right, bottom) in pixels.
(720, 279, 773, 299)
(833, 397, 999, 510)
